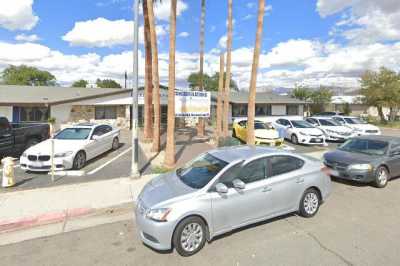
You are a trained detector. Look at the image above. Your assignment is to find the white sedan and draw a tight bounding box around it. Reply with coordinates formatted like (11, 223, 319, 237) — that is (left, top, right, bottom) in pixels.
(20, 123, 120, 172)
(332, 116, 381, 136)
(306, 117, 356, 142)
(274, 118, 326, 145)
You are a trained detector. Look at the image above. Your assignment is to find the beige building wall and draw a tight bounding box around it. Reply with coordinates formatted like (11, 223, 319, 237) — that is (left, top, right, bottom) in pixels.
(0, 106, 13, 121)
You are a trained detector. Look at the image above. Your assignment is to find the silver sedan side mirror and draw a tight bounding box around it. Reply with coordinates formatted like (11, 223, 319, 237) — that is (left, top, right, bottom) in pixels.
(215, 183, 228, 194)
(233, 179, 246, 189)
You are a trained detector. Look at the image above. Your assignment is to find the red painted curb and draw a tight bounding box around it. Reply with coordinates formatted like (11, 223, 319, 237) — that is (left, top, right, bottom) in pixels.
(0, 208, 93, 234)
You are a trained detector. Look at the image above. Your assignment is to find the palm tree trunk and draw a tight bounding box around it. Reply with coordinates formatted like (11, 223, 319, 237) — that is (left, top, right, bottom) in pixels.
(216, 53, 225, 139)
(147, 0, 161, 152)
(223, 0, 233, 137)
(197, 0, 206, 137)
(247, 0, 265, 145)
(143, 0, 153, 141)
(164, 0, 177, 168)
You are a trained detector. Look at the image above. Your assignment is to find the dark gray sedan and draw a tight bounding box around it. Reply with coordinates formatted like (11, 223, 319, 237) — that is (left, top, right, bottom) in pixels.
(323, 136, 400, 188)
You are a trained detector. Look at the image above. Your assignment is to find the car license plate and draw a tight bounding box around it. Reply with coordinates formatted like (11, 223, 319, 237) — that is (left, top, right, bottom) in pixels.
(314, 138, 322, 142)
(31, 162, 43, 167)
(330, 169, 339, 177)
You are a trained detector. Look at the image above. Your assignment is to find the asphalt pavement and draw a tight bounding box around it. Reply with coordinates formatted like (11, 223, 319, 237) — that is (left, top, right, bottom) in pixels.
(1, 127, 397, 193)
(2, 177, 400, 266)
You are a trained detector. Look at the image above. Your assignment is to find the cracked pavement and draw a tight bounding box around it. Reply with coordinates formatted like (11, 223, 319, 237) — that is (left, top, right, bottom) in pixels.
(1, 178, 400, 265)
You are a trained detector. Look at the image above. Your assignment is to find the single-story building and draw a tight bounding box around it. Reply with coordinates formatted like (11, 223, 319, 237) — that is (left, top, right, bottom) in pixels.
(0, 85, 306, 130)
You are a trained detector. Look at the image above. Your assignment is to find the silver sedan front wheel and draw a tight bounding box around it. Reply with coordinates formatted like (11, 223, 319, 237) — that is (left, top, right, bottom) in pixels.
(180, 223, 204, 252)
(173, 216, 207, 257)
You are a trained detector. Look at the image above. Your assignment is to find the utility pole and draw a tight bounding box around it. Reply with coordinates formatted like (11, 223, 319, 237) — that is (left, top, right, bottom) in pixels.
(131, 0, 140, 177)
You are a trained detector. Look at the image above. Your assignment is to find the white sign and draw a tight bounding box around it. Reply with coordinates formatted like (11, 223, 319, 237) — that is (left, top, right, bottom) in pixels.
(175, 91, 211, 117)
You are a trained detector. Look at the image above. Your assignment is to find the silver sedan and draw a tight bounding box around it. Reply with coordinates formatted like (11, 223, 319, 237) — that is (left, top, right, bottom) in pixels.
(135, 146, 332, 256)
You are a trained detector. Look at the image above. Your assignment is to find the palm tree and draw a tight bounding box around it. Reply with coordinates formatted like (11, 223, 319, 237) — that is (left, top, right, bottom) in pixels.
(216, 53, 225, 139)
(146, 0, 161, 152)
(247, 0, 265, 145)
(143, 0, 153, 141)
(197, 0, 206, 137)
(164, 0, 177, 168)
(223, 0, 233, 137)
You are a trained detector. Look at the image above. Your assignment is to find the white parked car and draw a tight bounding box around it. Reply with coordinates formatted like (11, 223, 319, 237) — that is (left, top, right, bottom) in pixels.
(274, 118, 326, 145)
(20, 123, 120, 172)
(305, 117, 356, 142)
(332, 116, 381, 136)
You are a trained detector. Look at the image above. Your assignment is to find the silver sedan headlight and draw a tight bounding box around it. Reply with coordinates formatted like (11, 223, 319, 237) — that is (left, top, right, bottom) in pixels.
(146, 208, 171, 222)
(21, 152, 27, 158)
(348, 164, 373, 171)
(299, 131, 309, 136)
(54, 151, 73, 158)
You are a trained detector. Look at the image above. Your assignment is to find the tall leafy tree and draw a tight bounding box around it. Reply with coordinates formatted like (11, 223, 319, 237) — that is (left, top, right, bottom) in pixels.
(147, 0, 161, 152)
(291, 86, 312, 115)
(187, 71, 238, 91)
(2, 65, 56, 86)
(142, 0, 153, 141)
(165, 0, 177, 168)
(223, 0, 233, 137)
(310, 87, 333, 114)
(72, 79, 88, 88)
(361, 67, 400, 122)
(247, 0, 265, 145)
(96, 79, 122, 88)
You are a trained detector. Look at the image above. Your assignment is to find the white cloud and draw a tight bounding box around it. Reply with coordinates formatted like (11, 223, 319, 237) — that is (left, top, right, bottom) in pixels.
(149, 0, 188, 21)
(0, 0, 38, 30)
(218, 35, 227, 49)
(246, 2, 256, 9)
(15, 33, 40, 42)
(178, 32, 189, 38)
(3, 38, 400, 90)
(317, 0, 400, 43)
(62, 17, 167, 47)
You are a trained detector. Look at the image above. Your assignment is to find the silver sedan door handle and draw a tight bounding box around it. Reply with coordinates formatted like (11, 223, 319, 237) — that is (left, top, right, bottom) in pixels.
(262, 186, 272, 192)
(296, 177, 305, 184)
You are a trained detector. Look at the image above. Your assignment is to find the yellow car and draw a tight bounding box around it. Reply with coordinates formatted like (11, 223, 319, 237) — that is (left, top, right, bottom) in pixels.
(232, 120, 284, 146)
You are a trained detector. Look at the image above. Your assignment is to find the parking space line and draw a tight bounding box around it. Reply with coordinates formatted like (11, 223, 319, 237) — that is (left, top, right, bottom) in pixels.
(87, 147, 132, 175)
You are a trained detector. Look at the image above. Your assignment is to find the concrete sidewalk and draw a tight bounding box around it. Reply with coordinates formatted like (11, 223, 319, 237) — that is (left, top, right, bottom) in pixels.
(0, 174, 156, 234)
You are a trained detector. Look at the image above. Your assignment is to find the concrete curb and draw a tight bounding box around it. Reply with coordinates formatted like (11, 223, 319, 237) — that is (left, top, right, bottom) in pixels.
(0, 174, 157, 234)
(0, 208, 92, 234)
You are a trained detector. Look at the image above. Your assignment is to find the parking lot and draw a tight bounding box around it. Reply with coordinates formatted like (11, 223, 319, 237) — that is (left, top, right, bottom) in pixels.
(1, 127, 398, 193)
(2, 151, 400, 266)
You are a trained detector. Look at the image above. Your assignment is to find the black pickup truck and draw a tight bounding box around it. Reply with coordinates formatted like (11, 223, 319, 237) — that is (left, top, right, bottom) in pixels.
(0, 116, 50, 157)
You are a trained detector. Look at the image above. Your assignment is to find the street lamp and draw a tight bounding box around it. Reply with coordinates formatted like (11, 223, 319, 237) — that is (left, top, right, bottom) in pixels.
(131, 0, 140, 177)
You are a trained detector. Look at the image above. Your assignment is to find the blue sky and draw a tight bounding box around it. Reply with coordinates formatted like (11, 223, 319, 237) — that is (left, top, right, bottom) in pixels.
(1, 0, 400, 89)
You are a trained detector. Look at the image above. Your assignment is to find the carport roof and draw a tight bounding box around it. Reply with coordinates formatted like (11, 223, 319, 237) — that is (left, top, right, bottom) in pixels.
(211, 91, 305, 104)
(0, 85, 131, 105)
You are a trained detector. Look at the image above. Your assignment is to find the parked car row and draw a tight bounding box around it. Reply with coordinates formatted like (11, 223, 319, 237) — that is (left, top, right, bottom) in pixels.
(232, 115, 381, 147)
(135, 133, 400, 256)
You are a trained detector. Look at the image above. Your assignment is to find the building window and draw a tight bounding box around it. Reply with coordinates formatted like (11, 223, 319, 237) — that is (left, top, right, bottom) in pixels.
(286, 105, 299, 115)
(19, 107, 49, 122)
(255, 104, 272, 116)
(232, 104, 248, 117)
(95, 106, 117, 119)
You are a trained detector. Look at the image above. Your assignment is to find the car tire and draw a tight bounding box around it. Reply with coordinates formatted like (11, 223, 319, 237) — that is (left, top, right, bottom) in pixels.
(291, 134, 299, 145)
(374, 166, 389, 188)
(173, 216, 207, 257)
(73, 151, 86, 170)
(299, 188, 320, 218)
(112, 137, 119, 150)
